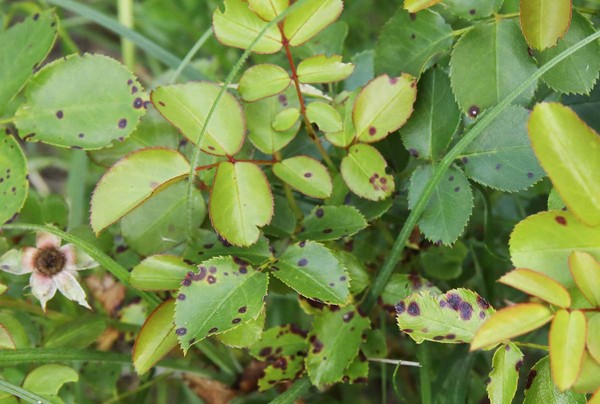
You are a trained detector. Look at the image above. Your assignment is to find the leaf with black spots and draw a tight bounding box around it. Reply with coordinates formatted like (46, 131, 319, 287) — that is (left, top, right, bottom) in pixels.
(298, 206, 367, 241)
(0, 135, 28, 225)
(218, 310, 265, 348)
(523, 357, 587, 404)
(130, 255, 195, 291)
(273, 156, 332, 199)
(487, 343, 524, 404)
(380, 273, 440, 314)
(184, 229, 273, 266)
(443, 0, 503, 21)
(341, 144, 395, 201)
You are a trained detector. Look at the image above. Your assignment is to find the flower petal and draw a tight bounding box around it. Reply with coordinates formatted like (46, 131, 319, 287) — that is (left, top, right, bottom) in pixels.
(54, 271, 91, 310)
(30, 272, 57, 311)
(21, 247, 37, 274)
(0, 249, 33, 275)
(36, 232, 61, 250)
(60, 244, 99, 271)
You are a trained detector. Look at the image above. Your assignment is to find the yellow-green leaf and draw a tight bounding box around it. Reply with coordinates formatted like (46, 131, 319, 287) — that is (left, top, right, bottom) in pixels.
(498, 268, 571, 308)
(283, 0, 343, 47)
(247, 0, 289, 21)
(549, 309, 586, 391)
(22, 364, 78, 396)
(306, 101, 342, 133)
(272, 107, 300, 132)
(273, 156, 332, 199)
(528, 103, 600, 227)
(341, 144, 395, 201)
(404, 0, 442, 13)
(588, 314, 600, 363)
(238, 64, 291, 102)
(0, 324, 15, 350)
(572, 352, 600, 394)
(487, 343, 524, 404)
(569, 251, 600, 306)
(297, 54, 354, 84)
(130, 255, 193, 291)
(520, 0, 572, 50)
(471, 303, 554, 351)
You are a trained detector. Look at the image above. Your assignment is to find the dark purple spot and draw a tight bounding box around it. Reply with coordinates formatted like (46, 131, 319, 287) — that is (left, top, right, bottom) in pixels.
(297, 258, 308, 267)
(278, 94, 288, 106)
(440, 300, 447, 308)
(209, 266, 217, 274)
(323, 228, 332, 234)
(207, 275, 216, 284)
(118, 119, 127, 129)
(127, 79, 133, 86)
(454, 187, 460, 192)
(403, 329, 413, 333)
(209, 327, 218, 334)
(527, 172, 534, 178)
(458, 301, 473, 320)
(468, 106, 480, 118)
(133, 98, 143, 109)
(389, 77, 398, 84)
(433, 336, 444, 341)
(409, 13, 416, 20)
(495, 163, 502, 170)
(299, 240, 306, 248)
(479, 310, 486, 319)
(56, 111, 63, 119)
(476, 295, 490, 309)
(446, 333, 456, 340)
(447, 294, 461, 310)
(181, 278, 192, 286)
(158, 101, 166, 107)
(395, 301, 406, 314)
(462, 157, 469, 164)
(33, 13, 40, 20)
(516, 360, 523, 371)
(369, 126, 377, 136)
(315, 208, 324, 218)
(410, 34, 416, 40)
(449, 176, 455, 181)
(407, 302, 420, 316)
(304, 172, 312, 178)
(409, 148, 419, 158)
(555, 216, 567, 226)
(203, 243, 214, 249)
(259, 347, 272, 357)
(340, 276, 347, 281)
(239, 266, 248, 274)
(177, 293, 186, 300)
(195, 266, 207, 281)
(469, 9, 476, 15)
(176, 327, 187, 336)
(232, 318, 241, 324)
(239, 306, 247, 313)
(78, 133, 85, 138)
(131, 86, 138, 94)
(526, 370, 537, 389)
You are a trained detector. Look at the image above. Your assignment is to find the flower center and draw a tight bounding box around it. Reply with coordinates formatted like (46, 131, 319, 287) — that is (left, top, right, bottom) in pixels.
(34, 248, 66, 276)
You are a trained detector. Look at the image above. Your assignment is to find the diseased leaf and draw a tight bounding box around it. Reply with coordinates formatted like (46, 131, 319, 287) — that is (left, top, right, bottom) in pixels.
(273, 156, 332, 199)
(174, 256, 268, 351)
(380, 273, 441, 313)
(213, 0, 282, 54)
(499, 269, 571, 308)
(362, 329, 387, 359)
(536, 12, 600, 95)
(400, 68, 460, 161)
(130, 255, 194, 291)
(462, 106, 544, 192)
(450, 20, 537, 116)
(353, 74, 417, 143)
(283, 0, 343, 47)
(375, 8, 452, 77)
(238, 64, 291, 102)
(247, 0, 289, 21)
(470, 303, 553, 351)
(298, 205, 367, 241)
(524, 356, 587, 404)
(0, 10, 57, 112)
(133, 300, 179, 375)
(185, 230, 273, 266)
(274, 241, 350, 305)
(209, 162, 273, 247)
(297, 54, 354, 84)
(528, 103, 600, 226)
(408, 164, 473, 245)
(90, 148, 189, 234)
(443, 0, 503, 21)
(342, 355, 369, 384)
(306, 101, 343, 133)
(509, 211, 600, 288)
(16, 54, 146, 149)
(152, 82, 245, 156)
(569, 252, 600, 307)
(397, 288, 494, 344)
(306, 305, 370, 388)
(487, 343, 524, 404)
(333, 251, 370, 295)
(0, 135, 28, 225)
(218, 310, 265, 348)
(520, 0, 572, 50)
(588, 314, 600, 363)
(23, 364, 78, 396)
(549, 309, 587, 391)
(403, 0, 442, 13)
(341, 144, 395, 201)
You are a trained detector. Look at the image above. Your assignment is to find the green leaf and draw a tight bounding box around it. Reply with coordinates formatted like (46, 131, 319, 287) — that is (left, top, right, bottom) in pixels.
(442, 0, 503, 21)
(271, 107, 300, 131)
(529, 103, 600, 226)
(90, 148, 190, 234)
(380, 273, 441, 313)
(324, 91, 358, 147)
(499, 269, 572, 308)
(218, 309, 265, 348)
(306, 101, 342, 133)
(23, 364, 78, 396)
(550, 309, 587, 391)
(403, 0, 442, 13)
(209, 162, 273, 247)
(297, 55, 354, 84)
(133, 300, 179, 375)
(353, 74, 417, 143)
(0, 324, 15, 350)
(274, 241, 350, 305)
(340, 144, 395, 201)
(520, 0, 572, 50)
(245, 88, 300, 154)
(121, 181, 206, 256)
(397, 288, 494, 344)
(375, 8, 453, 77)
(408, 164, 473, 245)
(44, 317, 106, 349)
(462, 106, 544, 191)
(130, 255, 194, 291)
(510, 211, 600, 288)
(569, 252, 600, 307)
(273, 156, 332, 199)
(265, 195, 296, 237)
(450, 20, 537, 116)
(487, 343, 524, 404)
(470, 303, 553, 351)
(306, 305, 370, 388)
(420, 242, 467, 280)
(333, 251, 369, 295)
(238, 64, 291, 102)
(298, 205, 367, 241)
(400, 68, 460, 161)
(185, 230, 273, 266)
(247, 0, 289, 21)
(152, 82, 245, 156)
(536, 12, 600, 95)
(0, 135, 28, 225)
(548, 188, 567, 211)
(524, 356, 587, 404)
(572, 352, 600, 394)
(342, 355, 369, 384)
(16, 54, 146, 149)
(0, 10, 57, 113)
(563, 82, 600, 132)
(587, 314, 600, 363)
(362, 329, 387, 359)
(283, 0, 343, 47)
(174, 256, 269, 351)
(213, 0, 282, 54)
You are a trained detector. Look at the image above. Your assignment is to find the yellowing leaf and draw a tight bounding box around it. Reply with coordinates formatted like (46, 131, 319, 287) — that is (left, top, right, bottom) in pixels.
(341, 144, 395, 201)
(273, 156, 332, 199)
(247, 0, 289, 21)
(572, 351, 600, 393)
(588, 314, 600, 363)
(306, 101, 342, 133)
(238, 64, 291, 102)
(498, 269, 571, 308)
(404, 0, 442, 13)
(272, 107, 300, 131)
(353, 74, 417, 143)
(283, 0, 343, 47)
(470, 303, 554, 351)
(520, 0, 572, 50)
(569, 251, 600, 306)
(528, 103, 600, 226)
(297, 54, 354, 84)
(549, 309, 586, 391)
(487, 343, 524, 404)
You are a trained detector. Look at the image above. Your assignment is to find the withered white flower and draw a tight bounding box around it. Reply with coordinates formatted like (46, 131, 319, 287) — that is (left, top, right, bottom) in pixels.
(0, 232, 99, 311)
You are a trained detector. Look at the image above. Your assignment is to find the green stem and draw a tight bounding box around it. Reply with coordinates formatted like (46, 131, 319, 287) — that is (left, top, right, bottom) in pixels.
(360, 29, 600, 313)
(513, 341, 549, 351)
(117, 0, 135, 70)
(0, 116, 17, 125)
(169, 27, 213, 84)
(417, 344, 432, 404)
(0, 223, 161, 308)
(66, 150, 88, 230)
(0, 379, 50, 404)
(269, 377, 311, 404)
